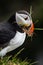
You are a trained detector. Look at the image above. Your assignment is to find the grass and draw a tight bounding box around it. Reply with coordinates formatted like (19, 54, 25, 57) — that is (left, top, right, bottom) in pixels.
(35, 28, 43, 30)
(0, 48, 38, 65)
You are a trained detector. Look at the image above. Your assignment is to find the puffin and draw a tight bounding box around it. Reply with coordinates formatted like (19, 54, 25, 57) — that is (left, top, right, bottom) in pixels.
(0, 10, 34, 57)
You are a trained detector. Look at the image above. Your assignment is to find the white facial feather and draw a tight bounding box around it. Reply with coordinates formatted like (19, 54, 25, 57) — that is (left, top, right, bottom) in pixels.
(16, 13, 26, 25)
(16, 11, 32, 26)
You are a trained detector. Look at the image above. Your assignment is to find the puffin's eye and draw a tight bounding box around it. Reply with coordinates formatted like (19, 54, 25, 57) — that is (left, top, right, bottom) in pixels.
(24, 17, 28, 20)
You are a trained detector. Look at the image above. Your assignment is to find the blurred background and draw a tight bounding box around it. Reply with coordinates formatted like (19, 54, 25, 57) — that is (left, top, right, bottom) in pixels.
(0, 0, 43, 64)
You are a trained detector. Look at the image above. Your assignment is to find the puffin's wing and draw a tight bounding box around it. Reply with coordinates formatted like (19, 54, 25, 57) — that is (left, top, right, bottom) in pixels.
(0, 28, 16, 48)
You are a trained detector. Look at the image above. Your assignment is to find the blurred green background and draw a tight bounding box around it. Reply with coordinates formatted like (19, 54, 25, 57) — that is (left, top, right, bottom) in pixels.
(0, 0, 43, 22)
(0, 0, 43, 27)
(0, 0, 43, 63)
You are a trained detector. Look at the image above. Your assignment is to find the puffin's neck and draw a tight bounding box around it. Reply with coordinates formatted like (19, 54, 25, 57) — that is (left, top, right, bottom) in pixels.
(13, 23, 24, 33)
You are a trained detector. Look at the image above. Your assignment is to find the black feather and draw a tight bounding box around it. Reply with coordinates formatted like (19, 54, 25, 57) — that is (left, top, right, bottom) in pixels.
(0, 14, 24, 48)
(0, 22, 16, 48)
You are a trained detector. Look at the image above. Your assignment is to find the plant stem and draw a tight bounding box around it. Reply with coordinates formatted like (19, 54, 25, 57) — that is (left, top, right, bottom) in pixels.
(35, 28, 43, 30)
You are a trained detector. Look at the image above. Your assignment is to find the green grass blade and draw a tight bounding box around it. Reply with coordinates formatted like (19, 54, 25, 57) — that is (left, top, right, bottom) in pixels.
(34, 20, 39, 24)
(13, 48, 24, 58)
(35, 28, 43, 30)
(29, 61, 38, 65)
(30, 6, 32, 15)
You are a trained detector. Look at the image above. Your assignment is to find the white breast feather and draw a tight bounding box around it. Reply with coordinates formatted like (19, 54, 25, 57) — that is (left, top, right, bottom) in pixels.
(8, 31, 26, 52)
(0, 31, 26, 57)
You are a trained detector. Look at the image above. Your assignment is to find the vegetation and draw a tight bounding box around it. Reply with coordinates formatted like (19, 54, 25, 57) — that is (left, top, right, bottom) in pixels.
(0, 48, 38, 65)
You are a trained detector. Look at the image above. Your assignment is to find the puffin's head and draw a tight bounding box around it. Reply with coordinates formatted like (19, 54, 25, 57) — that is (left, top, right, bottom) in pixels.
(16, 10, 34, 36)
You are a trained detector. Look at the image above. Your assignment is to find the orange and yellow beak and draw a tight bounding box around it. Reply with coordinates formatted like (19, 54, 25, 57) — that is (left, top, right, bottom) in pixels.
(28, 23, 34, 36)
(23, 23, 34, 36)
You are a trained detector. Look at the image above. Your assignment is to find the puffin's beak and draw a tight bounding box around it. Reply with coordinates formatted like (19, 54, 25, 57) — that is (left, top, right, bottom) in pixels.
(23, 23, 34, 36)
(28, 23, 34, 36)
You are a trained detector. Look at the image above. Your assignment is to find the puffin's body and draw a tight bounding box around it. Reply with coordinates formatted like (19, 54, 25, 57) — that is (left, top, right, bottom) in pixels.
(0, 10, 34, 57)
